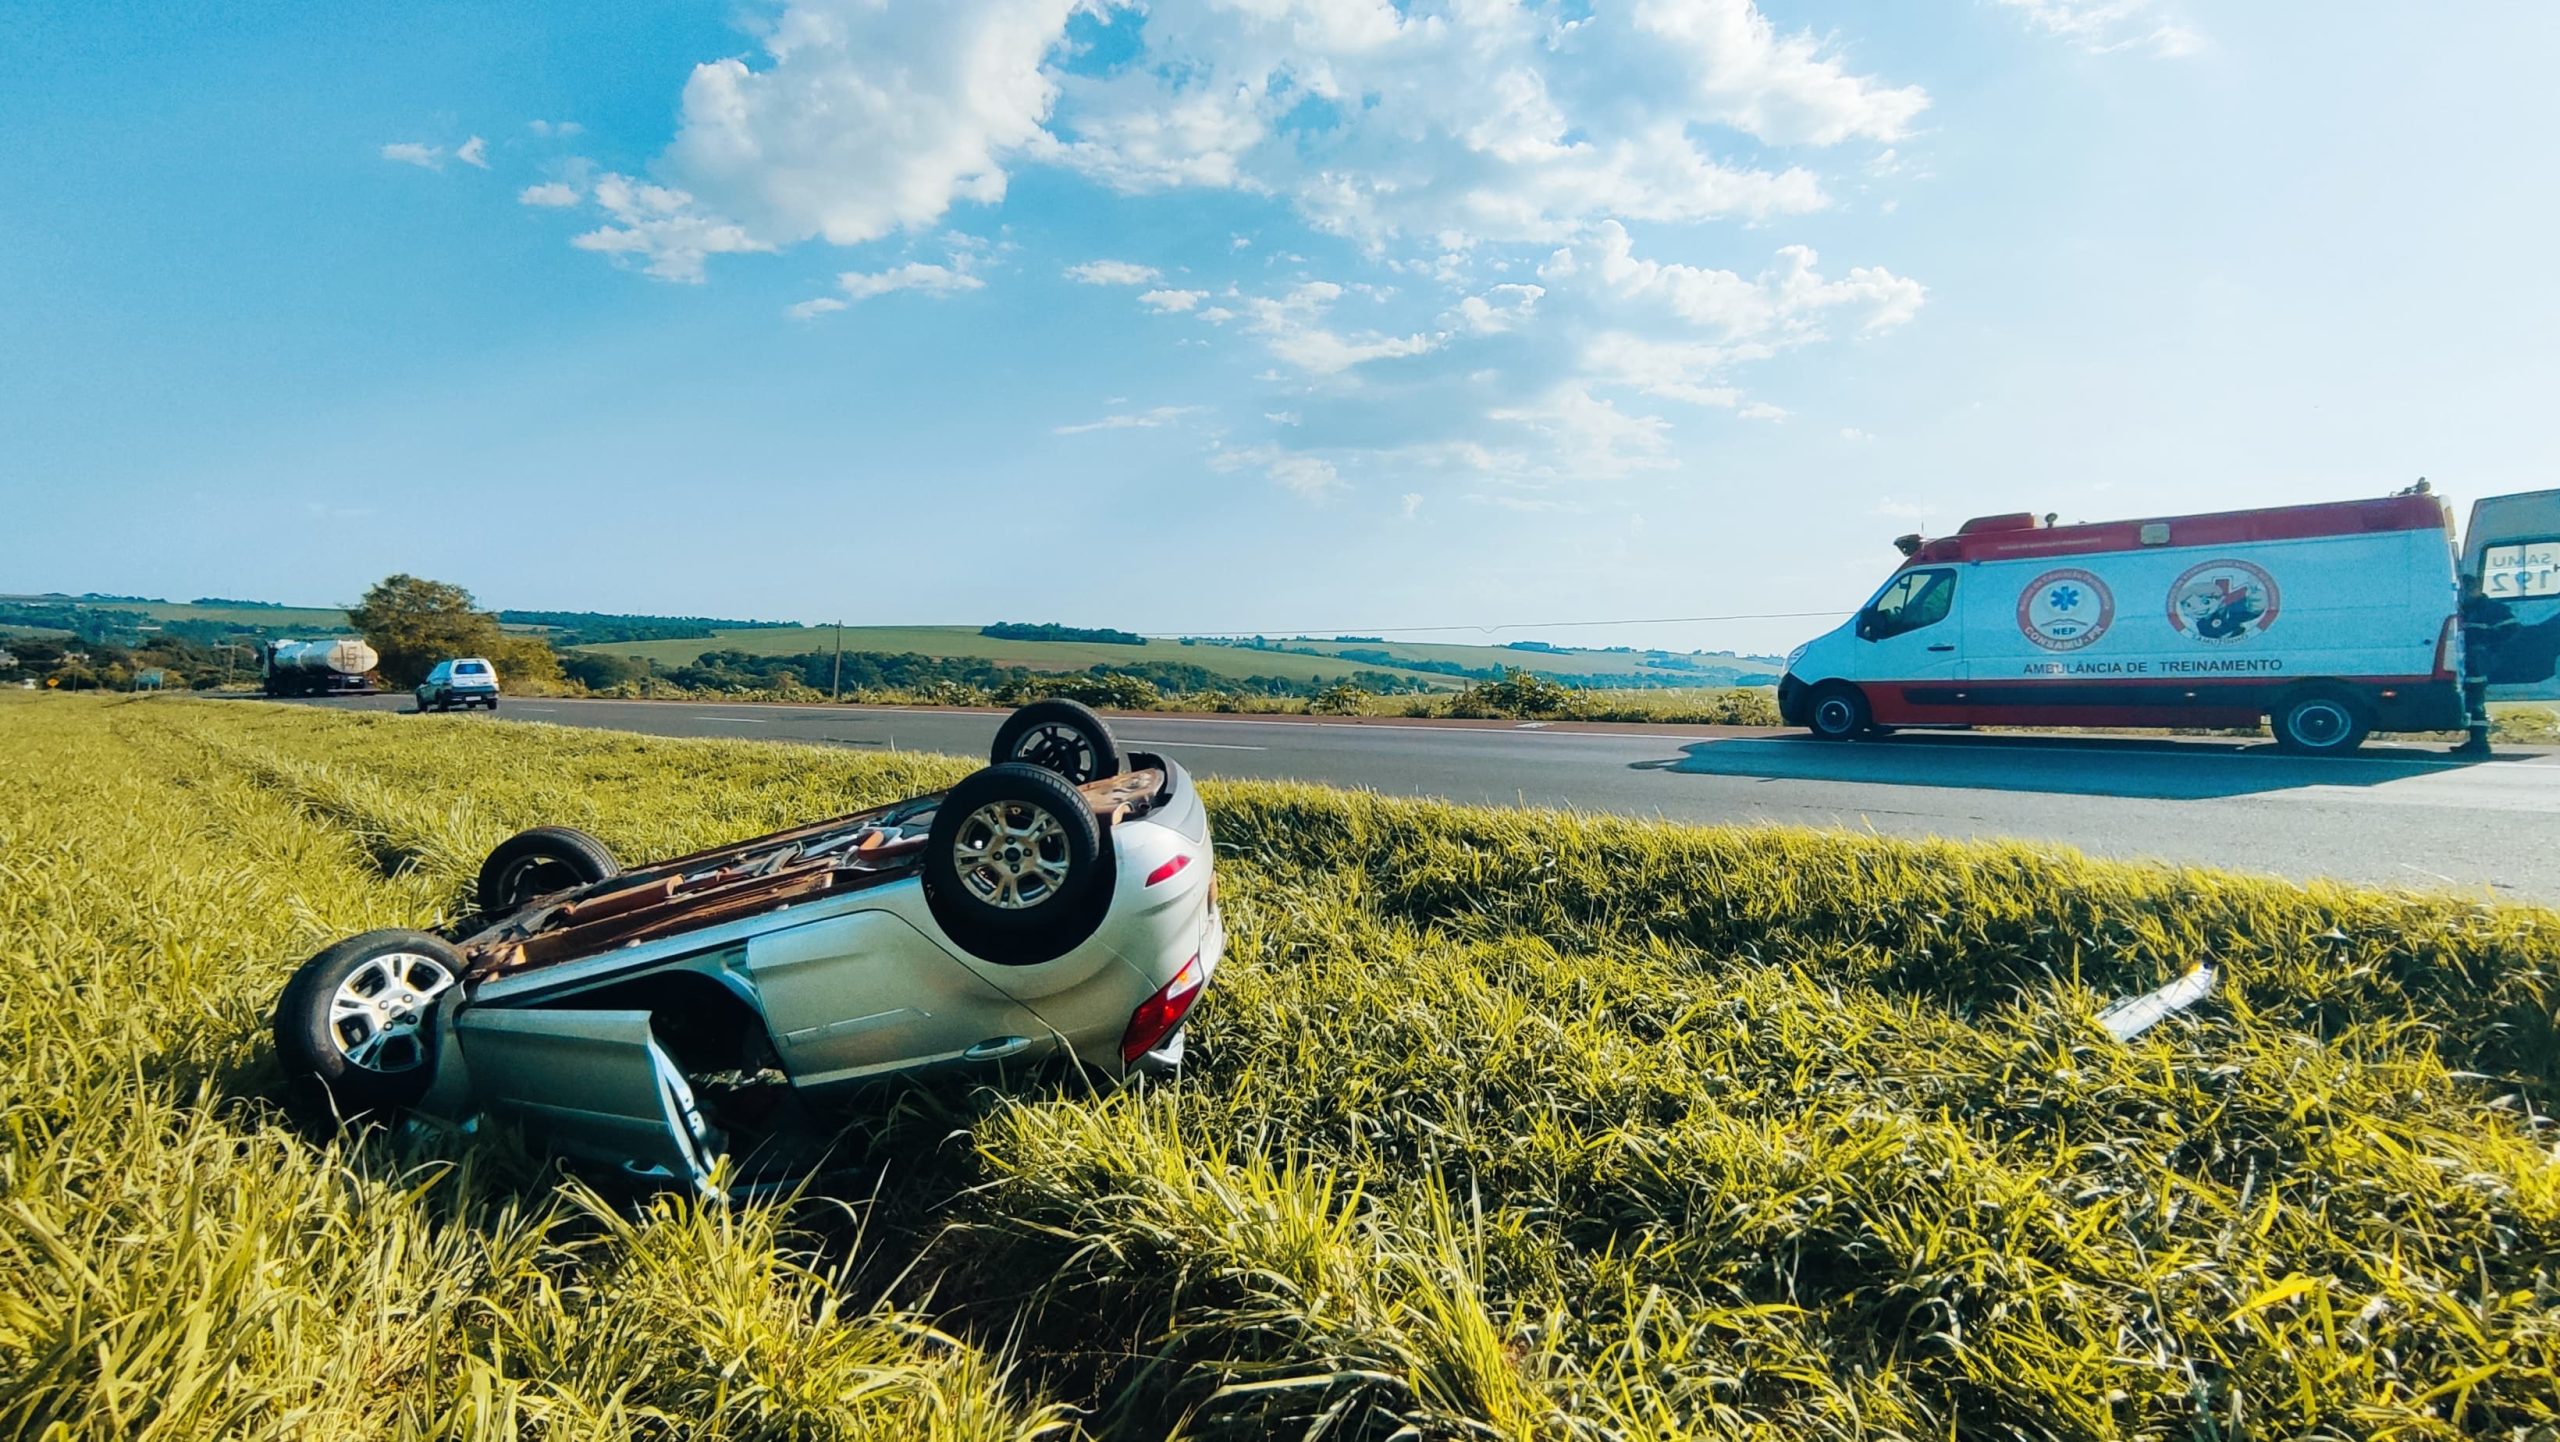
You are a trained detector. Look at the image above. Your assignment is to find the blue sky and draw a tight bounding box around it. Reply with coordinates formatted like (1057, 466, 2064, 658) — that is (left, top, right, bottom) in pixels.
(5, 1, 2555, 653)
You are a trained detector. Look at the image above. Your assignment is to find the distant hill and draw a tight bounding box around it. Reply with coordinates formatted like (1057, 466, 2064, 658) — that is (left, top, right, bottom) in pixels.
(579, 624, 1784, 691)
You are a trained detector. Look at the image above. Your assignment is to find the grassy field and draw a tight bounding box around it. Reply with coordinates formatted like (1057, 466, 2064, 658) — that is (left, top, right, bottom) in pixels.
(580, 624, 1775, 692)
(5, 693, 2558, 1439)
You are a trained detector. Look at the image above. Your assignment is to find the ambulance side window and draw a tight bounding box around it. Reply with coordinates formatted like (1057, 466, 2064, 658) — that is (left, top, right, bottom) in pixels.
(1862, 569, 1956, 640)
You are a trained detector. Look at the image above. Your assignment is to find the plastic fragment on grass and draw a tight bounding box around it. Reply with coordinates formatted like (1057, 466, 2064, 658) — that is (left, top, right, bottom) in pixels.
(2097, 965, 2216, 1042)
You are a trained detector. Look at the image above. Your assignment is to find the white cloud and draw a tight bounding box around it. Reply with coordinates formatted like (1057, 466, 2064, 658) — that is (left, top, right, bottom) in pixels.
(1042, 0, 1920, 245)
(552, 0, 1929, 281)
(518, 182, 580, 208)
(571, 174, 772, 283)
(1451, 283, 1545, 335)
(1053, 405, 1205, 435)
(1219, 281, 1439, 375)
(381, 142, 442, 169)
(1994, 0, 2205, 58)
(528, 119, 584, 138)
(1872, 496, 1930, 518)
(1400, 492, 1424, 520)
(1065, 259, 1160, 286)
(836, 261, 985, 301)
(1485, 384, 1674, 480)
(1841, 426, 1874, 442)
(1559, 222, 1924, 339)
(1581, 334, 1747, 407)
(517, 0, 1933, 510)
(786, 296, 849, 319)
(1599, 0, 1931, 145)
(665, 0, 1080, 248)
(1212, 444, 1345, 500)
(456, 135, 489, 169)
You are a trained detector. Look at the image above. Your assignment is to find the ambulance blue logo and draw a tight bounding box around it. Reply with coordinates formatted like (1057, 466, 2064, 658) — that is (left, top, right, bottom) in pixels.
(2017, 568, 2114, 651)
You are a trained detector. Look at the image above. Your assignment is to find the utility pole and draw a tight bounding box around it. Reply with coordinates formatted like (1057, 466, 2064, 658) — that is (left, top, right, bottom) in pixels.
(830, 619, 845, 702)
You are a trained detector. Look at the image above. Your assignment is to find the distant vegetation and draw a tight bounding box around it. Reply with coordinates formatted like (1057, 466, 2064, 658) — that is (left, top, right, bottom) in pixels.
(567, 646, 1436, 708)
(980, 621, 1147, 646)
(496, 610, 805, 646)
(0, 590, 169, 603)
(1189, 634, 1778, 688)
(349, 575, 560, 691)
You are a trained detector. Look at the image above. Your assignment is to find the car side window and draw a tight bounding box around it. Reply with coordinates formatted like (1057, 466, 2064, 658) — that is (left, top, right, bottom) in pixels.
(1865, 569, 1956, 640)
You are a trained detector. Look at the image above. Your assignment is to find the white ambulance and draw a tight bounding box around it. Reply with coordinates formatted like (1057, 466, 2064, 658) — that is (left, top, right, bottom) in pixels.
(1777, 487, 2560, 755)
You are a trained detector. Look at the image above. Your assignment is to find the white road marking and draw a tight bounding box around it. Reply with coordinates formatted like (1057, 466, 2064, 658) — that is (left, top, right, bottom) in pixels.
(1126, 739, 1268, 751)
(694, 715, 769, 724)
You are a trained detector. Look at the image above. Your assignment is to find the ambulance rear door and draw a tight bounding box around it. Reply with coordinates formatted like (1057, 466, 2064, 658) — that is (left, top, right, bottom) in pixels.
(2462, 489, 2560, 699)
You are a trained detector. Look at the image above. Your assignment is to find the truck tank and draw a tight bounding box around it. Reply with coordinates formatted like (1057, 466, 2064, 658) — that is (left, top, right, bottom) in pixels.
(262, 638, 378, 696)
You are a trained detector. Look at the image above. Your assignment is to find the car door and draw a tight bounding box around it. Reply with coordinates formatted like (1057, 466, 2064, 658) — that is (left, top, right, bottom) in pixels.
(1852, 567, 1962, 717)
(742, 908, 1053, 1088)
(452, 1008, 721, 1189)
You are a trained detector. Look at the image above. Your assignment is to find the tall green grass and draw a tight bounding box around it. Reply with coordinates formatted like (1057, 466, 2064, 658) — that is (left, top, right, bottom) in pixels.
(3, 693, 2555, 1439)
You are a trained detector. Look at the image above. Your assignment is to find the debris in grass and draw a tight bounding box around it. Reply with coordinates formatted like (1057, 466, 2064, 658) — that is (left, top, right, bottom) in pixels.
(2097, 964, 2216, 1042)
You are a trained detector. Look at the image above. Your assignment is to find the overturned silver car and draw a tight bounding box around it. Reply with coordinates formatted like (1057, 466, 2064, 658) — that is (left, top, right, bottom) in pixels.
(274, 701, 1221, 1189)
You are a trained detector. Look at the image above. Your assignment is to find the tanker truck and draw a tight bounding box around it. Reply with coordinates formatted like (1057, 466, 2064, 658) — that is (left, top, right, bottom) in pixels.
(259, 638, 379, 697)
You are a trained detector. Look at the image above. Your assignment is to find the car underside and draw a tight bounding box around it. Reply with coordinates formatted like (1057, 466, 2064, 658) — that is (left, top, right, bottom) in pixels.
(275, 700, 1222, 1193)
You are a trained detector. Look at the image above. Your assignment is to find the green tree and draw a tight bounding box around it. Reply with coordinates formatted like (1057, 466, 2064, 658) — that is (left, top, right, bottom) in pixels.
(349, 574, 561, 690)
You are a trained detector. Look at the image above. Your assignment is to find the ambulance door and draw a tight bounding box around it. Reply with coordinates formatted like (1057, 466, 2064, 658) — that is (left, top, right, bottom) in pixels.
(1850, 567, 1962, 717)
(2462, 489, 2560, 699)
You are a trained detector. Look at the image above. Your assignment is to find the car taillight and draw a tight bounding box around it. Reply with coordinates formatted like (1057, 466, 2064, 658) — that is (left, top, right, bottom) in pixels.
(1144, 853, 1192, 887)
(1121, 953, 1205, 1063)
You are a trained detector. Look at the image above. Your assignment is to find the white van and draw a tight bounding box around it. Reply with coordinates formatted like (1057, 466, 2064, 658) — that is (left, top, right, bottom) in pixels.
(1778, 488, 2560, 755)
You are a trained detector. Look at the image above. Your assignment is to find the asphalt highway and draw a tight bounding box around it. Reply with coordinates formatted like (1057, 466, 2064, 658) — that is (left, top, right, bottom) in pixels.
(273, 693, 2560, 904)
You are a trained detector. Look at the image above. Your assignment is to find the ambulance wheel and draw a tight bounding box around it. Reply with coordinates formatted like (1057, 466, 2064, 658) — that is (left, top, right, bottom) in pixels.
(2272, 687, 2370, 757)
(1805, 684, 1873, 741)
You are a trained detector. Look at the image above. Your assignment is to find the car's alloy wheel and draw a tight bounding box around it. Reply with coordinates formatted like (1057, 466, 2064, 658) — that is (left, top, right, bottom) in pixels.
(275, 929, 469, 1110)
(951, 799, 1076, 909)
(327, 951, 454, 1074)
(925, 763, 1104, 959)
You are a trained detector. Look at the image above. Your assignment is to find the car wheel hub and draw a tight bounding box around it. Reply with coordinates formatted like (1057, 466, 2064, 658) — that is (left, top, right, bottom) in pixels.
(328, 952, 456, 1073)
(954, 801, 1072, 910)
(1013, 723, 1096, 781)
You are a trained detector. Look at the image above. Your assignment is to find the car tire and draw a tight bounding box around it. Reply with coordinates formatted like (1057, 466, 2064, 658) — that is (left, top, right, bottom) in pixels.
(991, 699, 1123, 784)
(925, 763, 1103, 956)
(2272, 687, 2370, 756)
(1806, 684, 1873, 741)
(274, 929, 465, 1111)
(478, 826, 622, 913)
(484, 698, 498, 711)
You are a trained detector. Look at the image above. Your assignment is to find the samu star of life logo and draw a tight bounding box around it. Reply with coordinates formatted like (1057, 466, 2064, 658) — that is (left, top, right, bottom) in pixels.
(2017, 568, 2115, 651)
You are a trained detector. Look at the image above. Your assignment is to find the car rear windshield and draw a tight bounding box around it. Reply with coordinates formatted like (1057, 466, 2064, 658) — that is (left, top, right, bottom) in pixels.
(456, 661, 490, 674)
